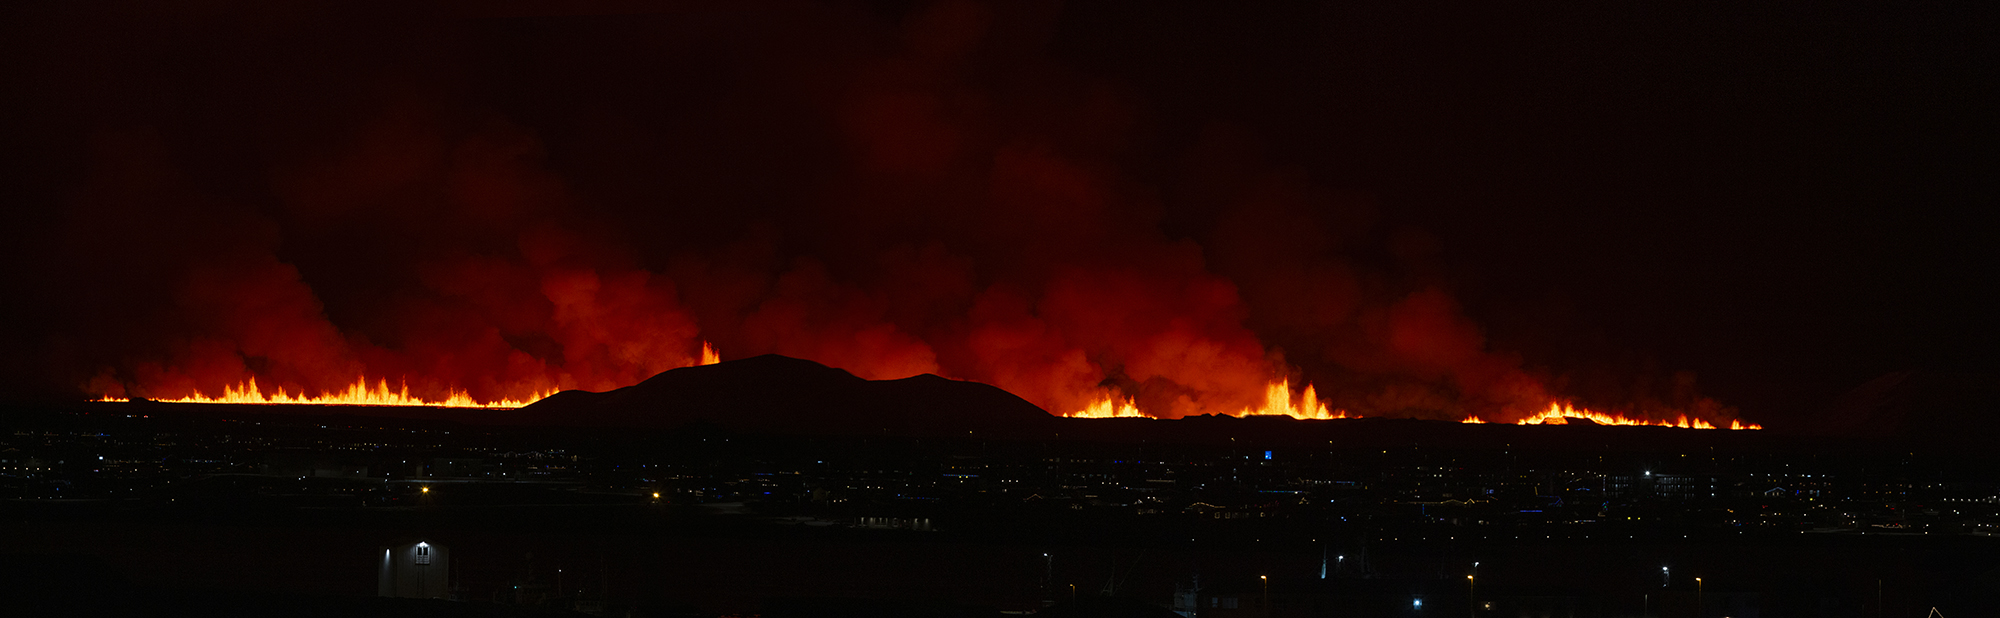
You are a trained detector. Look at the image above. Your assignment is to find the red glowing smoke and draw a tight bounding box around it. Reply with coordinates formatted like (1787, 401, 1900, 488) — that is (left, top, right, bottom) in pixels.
(12, 1, 1742, 425)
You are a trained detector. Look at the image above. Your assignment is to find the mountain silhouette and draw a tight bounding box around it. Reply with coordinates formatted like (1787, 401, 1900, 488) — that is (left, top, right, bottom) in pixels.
(506, 355, 1059, 438)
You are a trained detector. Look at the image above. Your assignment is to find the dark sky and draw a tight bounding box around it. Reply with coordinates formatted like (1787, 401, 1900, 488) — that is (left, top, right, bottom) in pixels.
(1057, 2, 1999, 419)
(1, 1, 1993, 430)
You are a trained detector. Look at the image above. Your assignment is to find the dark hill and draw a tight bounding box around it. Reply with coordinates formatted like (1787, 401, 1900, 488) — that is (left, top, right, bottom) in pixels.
(504, 355, 1059, 438)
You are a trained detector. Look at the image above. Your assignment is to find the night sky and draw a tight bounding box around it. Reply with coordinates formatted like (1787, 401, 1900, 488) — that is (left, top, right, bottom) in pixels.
(1, 1, 1993, 431)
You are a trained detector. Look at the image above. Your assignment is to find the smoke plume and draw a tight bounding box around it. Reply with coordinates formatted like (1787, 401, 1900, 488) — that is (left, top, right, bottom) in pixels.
(5, 1, 1740, 424)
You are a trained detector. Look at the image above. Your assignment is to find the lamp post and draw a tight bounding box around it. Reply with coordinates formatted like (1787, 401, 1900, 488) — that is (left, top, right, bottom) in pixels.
(1466, 575, 1475, 618)
(1260, 575, 1269, 618)
(1694, 578, 1702, 618)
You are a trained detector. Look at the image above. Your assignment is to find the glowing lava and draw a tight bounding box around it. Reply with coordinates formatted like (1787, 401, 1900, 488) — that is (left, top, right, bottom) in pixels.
(96, 342, 726, 409)
(1461, 402, 1760, 430)
(137, 376, 554, 409)
(1238, 380, 1351, 420)
(1069, 393, 1146, 418)
(1061, 384, 1760, 428)
(92, 337, 1759, 429)
(1065, 379, 1353, 420)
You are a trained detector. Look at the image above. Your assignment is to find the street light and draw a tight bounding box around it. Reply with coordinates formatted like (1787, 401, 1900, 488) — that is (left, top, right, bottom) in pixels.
(1695, 578, 1703, 618)
(1466, 575, 1475, 618)
(1260, 575, 1269, 618)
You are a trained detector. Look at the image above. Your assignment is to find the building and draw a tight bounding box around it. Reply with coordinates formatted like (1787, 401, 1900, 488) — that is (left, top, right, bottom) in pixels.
(378, 539, 450, 599)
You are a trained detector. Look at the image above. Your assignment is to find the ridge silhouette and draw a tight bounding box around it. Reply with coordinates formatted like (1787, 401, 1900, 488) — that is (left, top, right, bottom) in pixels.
(509, 355, 1058, 438)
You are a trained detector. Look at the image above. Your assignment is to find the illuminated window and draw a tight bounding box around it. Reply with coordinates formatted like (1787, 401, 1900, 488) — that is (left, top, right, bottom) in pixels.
(415, 542, 431, 565)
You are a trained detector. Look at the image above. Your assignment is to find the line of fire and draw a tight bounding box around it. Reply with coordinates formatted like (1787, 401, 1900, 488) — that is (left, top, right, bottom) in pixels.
(90, 346, 1762, 431)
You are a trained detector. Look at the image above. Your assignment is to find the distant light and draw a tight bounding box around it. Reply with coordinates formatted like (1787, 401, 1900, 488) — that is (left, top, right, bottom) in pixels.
(1264, 450, 1273, 460)
(421, 486, 429, 493)
(1413, 598, 1423, 609)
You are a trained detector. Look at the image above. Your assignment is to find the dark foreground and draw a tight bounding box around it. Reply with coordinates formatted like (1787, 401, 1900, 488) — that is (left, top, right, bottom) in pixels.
(3, 403, 1998, 617)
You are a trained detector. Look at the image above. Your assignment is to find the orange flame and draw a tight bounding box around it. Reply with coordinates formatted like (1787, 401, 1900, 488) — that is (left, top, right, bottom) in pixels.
(1065, 378, 1354, 420)
(140, 376, 554, 409)
(1067, 393, 1146, 418)
(96, 342, 724, 409)
(1459, 402, 1758, 430)
(1238, 379, 1351, 420)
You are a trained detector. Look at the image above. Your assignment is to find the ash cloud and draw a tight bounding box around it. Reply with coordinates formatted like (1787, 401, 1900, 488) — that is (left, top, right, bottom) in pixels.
(2, 1, 1740, 423)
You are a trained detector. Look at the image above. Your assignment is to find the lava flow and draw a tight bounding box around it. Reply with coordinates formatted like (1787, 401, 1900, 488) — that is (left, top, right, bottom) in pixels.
(95, 343, 726, 409)
(1462, 402, 1762, 430)
(1066, 379, 1354, 420)
(108, 377, 556, 409)
(1069, 394, 1145, 418)
(1062, 384, 1759, 429)
(1237, 380, 1352, 420)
